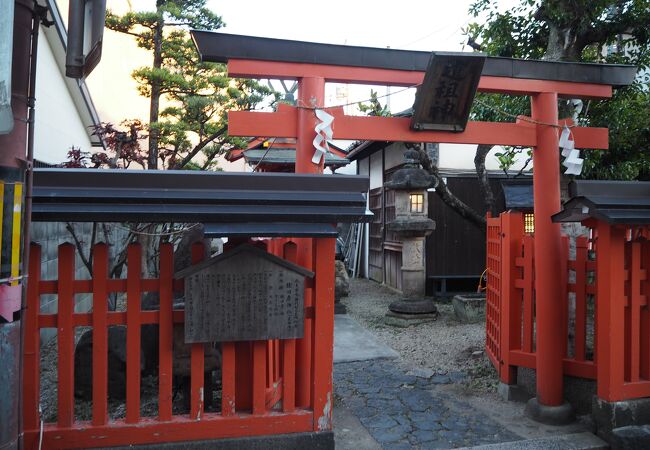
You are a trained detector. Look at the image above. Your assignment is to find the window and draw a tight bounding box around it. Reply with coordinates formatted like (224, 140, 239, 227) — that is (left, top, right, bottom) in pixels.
(524, 213, 535, 234)
(410, 193, 424, 213)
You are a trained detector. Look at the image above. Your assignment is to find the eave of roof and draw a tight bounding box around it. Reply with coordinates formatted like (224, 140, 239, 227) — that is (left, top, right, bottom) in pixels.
(43, 0, 104, 148)
(31, 168, 372, 224)
(191, 31, 637, 87)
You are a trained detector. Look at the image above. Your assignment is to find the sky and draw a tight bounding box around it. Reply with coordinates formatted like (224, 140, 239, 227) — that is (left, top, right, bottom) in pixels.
(85, 0, 520, 123)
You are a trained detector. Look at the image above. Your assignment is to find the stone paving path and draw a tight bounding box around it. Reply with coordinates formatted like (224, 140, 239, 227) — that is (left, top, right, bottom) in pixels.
(334, 359, 522, 450)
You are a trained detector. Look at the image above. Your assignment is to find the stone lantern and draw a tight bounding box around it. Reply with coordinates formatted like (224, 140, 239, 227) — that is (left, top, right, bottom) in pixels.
(384, 146, 438, 326)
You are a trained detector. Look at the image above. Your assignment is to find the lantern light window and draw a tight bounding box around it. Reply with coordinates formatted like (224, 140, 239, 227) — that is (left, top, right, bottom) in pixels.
(410, 193, 424, 213)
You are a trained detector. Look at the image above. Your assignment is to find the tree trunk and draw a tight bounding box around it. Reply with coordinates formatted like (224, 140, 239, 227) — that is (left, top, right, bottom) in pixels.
(474, 144, 497, 217)
(148, 19, 163, 170)
(544, 23, 581, 61)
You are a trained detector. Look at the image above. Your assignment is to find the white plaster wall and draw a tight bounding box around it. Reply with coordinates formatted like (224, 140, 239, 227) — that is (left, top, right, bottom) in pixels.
(358, 158, 369, 176)
(369, 151, 383, 189)
(33, 26, 93, 164)
(439, 143, 531, 172)
(384, 142, 406, 170)
(334, 160, 357, 175)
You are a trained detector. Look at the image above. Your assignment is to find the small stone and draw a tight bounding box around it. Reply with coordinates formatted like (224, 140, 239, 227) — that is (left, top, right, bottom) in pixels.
(471, 350, 484, 358)
(431, 374, 451, 384)
(448, 371, 467, 382)
(360, 414, 398, 429)
(411, 429, 438, 443)
(408, 367, 435, 379)
(372, 425, 408, 444)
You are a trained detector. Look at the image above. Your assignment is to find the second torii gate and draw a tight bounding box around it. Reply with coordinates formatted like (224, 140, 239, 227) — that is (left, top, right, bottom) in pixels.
(192, 31, 635, 424)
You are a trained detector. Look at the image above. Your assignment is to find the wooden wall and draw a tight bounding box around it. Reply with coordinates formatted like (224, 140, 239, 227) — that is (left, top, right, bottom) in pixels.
(426, 177, 505, 279)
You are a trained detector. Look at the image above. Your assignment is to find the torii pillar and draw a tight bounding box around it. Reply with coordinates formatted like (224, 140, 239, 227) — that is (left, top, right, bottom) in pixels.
(525, 92, 574, 423)
(294, 75, 326, 409)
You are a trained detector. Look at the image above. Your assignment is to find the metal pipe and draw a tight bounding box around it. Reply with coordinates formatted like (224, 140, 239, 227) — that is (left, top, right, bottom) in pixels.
(19, 7, 44, 448)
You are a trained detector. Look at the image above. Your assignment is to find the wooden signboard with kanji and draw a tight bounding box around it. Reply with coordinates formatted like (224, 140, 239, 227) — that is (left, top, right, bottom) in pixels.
(176, 244, 313, 343)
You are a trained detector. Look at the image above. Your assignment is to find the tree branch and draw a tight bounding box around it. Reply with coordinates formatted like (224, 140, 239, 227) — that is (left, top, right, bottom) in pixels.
(172, 126, 226, 169)
(65, 223, 93, 276)
(474, 144, 497, 217)
(413, 144, 487, 231)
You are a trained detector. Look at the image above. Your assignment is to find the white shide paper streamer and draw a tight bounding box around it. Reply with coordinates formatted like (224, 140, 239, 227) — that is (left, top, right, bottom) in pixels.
(312, 109, 334, 164)
(559, 125, 583, 176)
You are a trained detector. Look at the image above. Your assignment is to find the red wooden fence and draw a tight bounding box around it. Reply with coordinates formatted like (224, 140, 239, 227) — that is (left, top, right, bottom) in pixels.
(486, 212, 650, 402)
(23, 237, 335, 449)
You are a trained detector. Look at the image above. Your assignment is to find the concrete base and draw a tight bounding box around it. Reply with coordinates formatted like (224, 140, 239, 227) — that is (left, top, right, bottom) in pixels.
(333, 316, 399, 363)
(592, 396, 650, 442)
(454, 432, 607, 450)
(498, 383, 532, 403)
(96, 432, 334, 450)
(525, 397, 575, 426)
(517, 367, 596, 415)
(384, 311, 438, 328)
(609, 425, 650, 450)
(452, 293, 486, 323)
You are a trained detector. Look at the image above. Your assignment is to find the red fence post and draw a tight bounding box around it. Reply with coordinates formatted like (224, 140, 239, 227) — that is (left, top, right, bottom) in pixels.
(282, 241, 298, 413)
(126, 243, 142, 424)
(522, 235, 535, 355)
(573, 237, 589, 362)
(596, 223, 626, 401)
(159, 243, 174, 421)
(296, 237, 314, 408)
(92, 243, 109, 426)
(252, 340, 267, 415)
(57, 243, 76, 427)
(500, 212, 524, 384)
(221, 342, 236, 415)
(629, 238, 642, 383)
(190, 242, 206, 419)
(311, 238, 335, 431)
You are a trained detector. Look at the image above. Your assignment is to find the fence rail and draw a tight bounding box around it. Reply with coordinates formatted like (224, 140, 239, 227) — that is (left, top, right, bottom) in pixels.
(23, 237, 335, 449)
(486, 212, 650, 402)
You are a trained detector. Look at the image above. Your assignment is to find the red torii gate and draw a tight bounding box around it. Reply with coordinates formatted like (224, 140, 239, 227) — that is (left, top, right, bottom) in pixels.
(192, 31, 635, 422)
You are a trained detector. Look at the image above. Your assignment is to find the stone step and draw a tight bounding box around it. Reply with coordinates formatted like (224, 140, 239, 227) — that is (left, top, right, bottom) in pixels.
(455, 432, 608, 450)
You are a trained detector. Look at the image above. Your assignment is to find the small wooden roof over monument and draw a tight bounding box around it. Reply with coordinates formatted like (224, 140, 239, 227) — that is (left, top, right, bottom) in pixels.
(553, 180, 650, 224)
(175, 243, 314, 280)
(31, 169, 373, 237)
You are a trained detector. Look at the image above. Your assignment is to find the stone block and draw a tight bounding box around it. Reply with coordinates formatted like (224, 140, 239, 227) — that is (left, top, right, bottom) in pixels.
(452, 293, 486, 323)
(592, 396, 650, 442)
(610, 425, 650, 450)
(497, 382, 532, 403)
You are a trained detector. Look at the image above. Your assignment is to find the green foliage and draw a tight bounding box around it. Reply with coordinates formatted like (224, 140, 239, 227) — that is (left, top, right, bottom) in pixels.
(105, 1, 274, 169)
(467, 0, 650, 179)
(357, 90, 391, 117)
(582, 83, 650, 180)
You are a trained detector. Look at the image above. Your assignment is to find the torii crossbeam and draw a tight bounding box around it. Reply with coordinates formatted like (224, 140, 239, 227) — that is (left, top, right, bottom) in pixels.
(192, 31, 636, 423)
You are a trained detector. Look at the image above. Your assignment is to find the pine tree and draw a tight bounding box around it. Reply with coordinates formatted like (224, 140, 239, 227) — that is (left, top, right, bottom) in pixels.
(105, 0, 272, 170)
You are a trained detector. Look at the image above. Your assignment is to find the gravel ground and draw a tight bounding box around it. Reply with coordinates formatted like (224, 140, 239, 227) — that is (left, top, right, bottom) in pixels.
(340, 278, 498, 393)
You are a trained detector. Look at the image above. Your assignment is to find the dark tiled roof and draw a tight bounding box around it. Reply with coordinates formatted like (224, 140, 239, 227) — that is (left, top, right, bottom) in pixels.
(552, 180, 650, 224)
